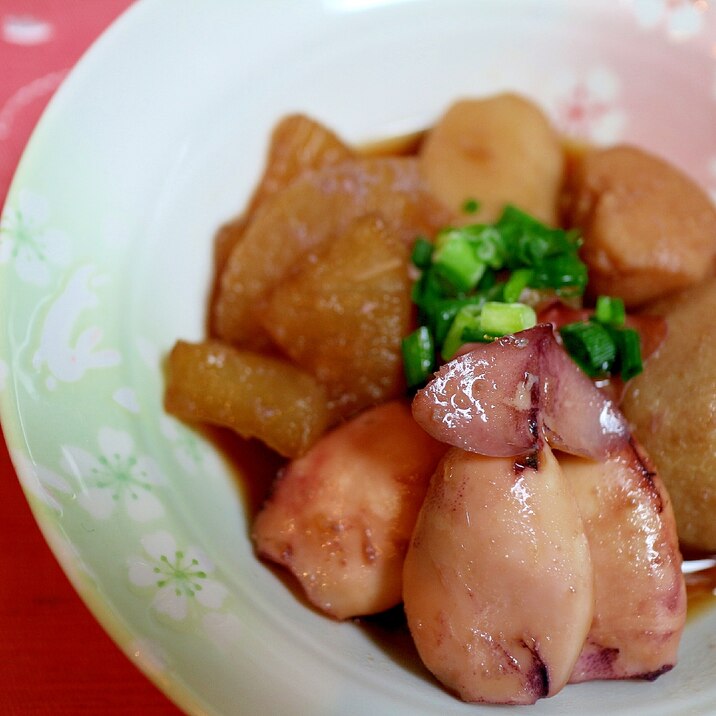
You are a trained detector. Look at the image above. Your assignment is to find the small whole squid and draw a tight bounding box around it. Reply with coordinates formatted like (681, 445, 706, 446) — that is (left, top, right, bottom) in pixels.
(406, 325, 685, 703)
(563, 444, 686, 682)
(253, 400, 447, 619)
(403, 444, 594, 704)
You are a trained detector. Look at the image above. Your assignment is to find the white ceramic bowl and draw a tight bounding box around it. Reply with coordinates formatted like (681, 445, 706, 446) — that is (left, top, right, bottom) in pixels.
(1, 1, 715, 714)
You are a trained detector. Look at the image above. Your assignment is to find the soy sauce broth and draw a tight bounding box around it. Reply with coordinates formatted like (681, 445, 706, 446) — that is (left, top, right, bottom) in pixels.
(206, 125, 715, 639)
(683, 552, 716, 620)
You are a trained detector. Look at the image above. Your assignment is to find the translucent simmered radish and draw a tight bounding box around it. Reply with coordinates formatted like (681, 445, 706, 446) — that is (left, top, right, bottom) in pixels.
(212, 157, 452, 348)
(253, 401, 447, 619)
(244, 113, 355, 217)
(210, 115, 355, 314)
(261, 215, 412, 422)
(164, 340, 329, 458)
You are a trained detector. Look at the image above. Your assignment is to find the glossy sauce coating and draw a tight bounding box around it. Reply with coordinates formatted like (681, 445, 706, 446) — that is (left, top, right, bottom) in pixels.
(412, 325, 628, 462)
(561, 445, 686, 681)
(403, 444, 593, 704)
(253, 401, 447, 619)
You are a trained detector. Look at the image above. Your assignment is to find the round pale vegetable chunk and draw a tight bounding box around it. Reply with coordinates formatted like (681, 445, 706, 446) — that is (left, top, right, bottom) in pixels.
(403, 444, 593, 705)
(622, 279, 716, 550)
(419, 94, 564, 225)
(565, 145, 716, 307)
(253, 401, 447, 619)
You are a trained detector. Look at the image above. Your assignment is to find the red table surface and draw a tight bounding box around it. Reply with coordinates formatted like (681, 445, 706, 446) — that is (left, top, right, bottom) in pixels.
(1, 2, 181, 713)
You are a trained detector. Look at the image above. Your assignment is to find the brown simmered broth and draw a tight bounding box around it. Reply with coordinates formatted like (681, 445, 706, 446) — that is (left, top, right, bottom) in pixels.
(164, 93, 716, 706)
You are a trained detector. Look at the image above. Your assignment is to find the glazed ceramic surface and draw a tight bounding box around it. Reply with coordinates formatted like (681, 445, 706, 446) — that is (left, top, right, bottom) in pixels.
(1, 1, 715, 713)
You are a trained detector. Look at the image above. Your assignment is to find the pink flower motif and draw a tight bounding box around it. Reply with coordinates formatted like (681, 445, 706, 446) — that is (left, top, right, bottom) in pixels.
(554, 85, 610, 138)
(549, 68, 626, 144)
(631, 0, 708, 39)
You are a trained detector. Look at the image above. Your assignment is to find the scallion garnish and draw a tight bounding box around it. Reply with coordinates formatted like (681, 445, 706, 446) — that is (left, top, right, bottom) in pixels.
(411, 237, 434, 269)
(559, 309, 644, 382)
(594, 295, 626, 327)
(480, 302, 537, 337)
(529, 253, 588, 294)
(411, 266, 443, 309)
(402, 326, 436, 388)
(614, 327, 643, 381)
(432, 235, 486, 293)
(403, 205, 590, 385)
(434, 225, 506, 269)
(401, 205, 645, 389)
(559, 322, 617, 377)
(462, 197, 480, 214)
(441, 305, 484, 360)
(502, 268, 533, 304)
(430, 295, 487, 345)
(497, 205, 582, 268)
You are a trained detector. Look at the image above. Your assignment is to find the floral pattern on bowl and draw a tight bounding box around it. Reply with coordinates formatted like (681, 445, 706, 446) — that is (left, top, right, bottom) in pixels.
(1, 1, 714, 714)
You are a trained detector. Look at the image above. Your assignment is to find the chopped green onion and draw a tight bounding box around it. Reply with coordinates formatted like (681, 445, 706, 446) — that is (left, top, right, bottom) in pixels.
(480, 301, 537, 337)
(411, 237, 434, 269)
(432, 236, 486, 292)
(497, 205, 581, 267)
(477, 268, 498, 291)
(615, 327, 643, 381)
(472, 228, 504, 267)
(411, 266, 443, 309)
(559, 322, 617, 377)
(436, 226, 506, 269)
(530, 254, 588, 294)
(430, 295, 487, 345)
(440, 301, 536, 360)
(441, 305, 483, 361)
(402, 326, 436, 388)
(460, 325, 492, 343)
(404, 205, 595, 383)
(462, 197, 480, 214)
(502, 268, 533, 303)
(594, 295, 626, 327)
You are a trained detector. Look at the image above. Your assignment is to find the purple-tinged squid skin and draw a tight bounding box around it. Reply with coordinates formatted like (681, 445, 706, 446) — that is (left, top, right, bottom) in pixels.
(408, 323, 686, 700)
(562, 441, 686, 683)
(412, 324, 629, 462)
(253, 400, 447, 620)
(403, 444, 594, 705)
